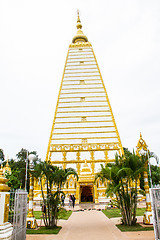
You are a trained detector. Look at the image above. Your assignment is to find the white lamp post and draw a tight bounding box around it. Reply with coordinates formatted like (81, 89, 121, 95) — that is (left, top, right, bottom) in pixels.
(25, 152, 28, 192)
(26, 154, 37, 229)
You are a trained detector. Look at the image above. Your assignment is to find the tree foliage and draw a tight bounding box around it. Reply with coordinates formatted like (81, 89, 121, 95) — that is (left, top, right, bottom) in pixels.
(5, 169, 22, 189)
(150, 165, 160, 186)
(31, 161, 78, 228)
(5, 148, 39, 191)
(0, 148, 4, 162)
(95, 150, 147, 226)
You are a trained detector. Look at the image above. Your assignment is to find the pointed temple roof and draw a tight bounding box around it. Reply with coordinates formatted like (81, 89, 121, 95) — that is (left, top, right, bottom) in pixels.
(81, 160, 91, 174)
(46, 13, 123, 161)
(79, 160, 94, 183)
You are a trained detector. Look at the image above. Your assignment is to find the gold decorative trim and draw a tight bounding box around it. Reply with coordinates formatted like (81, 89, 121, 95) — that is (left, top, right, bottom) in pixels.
(143, 214, 152, 224)
(61, 87, 103, 90)
(57, 110, 109, 113)
(69, 42, 92, 48)
(46, 49, 70, 161)
(55, 120, 113, 124)
(53, 131, 116, 135)
(55, 115, 112, 118)
(51, 136, 118, 140)
(54, 126, 114, 130)
(50, 143, 120, 152)
(4, 194, 10, 223)
(60, 91, 104, 95)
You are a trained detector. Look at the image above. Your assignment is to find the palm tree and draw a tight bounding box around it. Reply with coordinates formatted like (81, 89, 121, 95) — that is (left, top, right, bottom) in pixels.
(52, 167, 78, 191)
(95, 150, 147, 226)
(31, 161, 78, 228)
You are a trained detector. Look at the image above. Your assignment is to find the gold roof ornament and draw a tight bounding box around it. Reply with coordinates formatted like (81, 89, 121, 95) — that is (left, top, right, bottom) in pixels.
(81, 160, 91, 174)
(0, 166, 10, 192)
(78, 160, 94, 183)
(3, 157, 11, 174)
(136, 132, 148, 156)
(72, 10, 88, 43)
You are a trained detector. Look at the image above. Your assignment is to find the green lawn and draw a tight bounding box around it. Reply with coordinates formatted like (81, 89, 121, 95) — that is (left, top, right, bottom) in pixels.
(33, 208, 72, 220)
(102, 208, 146, 219)
(102, 208, 153, 232)
(33, 211, 42, 219)
(116, 223, 154, 232)
(136, 208, 146, 216)
(102, 208, 121, 218)
(57, 208, 72, 220)
(26, 226, 61, 234)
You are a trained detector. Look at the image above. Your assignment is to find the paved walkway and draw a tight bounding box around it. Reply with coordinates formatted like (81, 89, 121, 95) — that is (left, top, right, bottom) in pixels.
(26, 210, 155, 240)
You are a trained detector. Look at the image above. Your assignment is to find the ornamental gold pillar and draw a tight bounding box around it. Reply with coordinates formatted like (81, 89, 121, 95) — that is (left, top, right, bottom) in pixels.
(76, 152, 80, 204)
(90, 151, 95, 174)
(26, 175, 37, 229)
(136, 133, 153, 224)
(104, 150, 108, 162)
(62, 152, 67, 170)
(0, 167, 13, 240)
(76, 151, 81, 175)
(137, 175, 141, 194)
(143, 161, 152, 224)
(75, 182, 80, 204)
(94, 184, 98, 204)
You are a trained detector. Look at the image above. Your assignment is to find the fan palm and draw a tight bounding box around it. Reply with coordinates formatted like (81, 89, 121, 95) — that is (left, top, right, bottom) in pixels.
(31, 161, 78, 227)
(95, 150, 147, 226)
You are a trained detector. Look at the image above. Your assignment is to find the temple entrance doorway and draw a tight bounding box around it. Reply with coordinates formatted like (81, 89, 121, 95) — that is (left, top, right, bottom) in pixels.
(80, 185, 93, 202)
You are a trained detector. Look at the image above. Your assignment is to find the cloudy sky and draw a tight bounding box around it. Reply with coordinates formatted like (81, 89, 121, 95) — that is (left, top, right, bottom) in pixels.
(0, 0, 160, 163)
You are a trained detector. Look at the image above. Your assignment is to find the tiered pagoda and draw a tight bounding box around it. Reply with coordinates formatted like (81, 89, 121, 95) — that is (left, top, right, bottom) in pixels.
(34, 12, 123, 204)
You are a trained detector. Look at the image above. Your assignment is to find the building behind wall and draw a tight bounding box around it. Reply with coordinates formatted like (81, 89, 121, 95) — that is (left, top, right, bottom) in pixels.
(34, 13, 123, 204)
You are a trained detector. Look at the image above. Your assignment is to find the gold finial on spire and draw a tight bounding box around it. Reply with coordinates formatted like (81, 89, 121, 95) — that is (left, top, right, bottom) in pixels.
(77, 9, 82, 29)
(6, 157, 9, 167)
(72, 10, 88, 43)
(77, 9, 80, 20)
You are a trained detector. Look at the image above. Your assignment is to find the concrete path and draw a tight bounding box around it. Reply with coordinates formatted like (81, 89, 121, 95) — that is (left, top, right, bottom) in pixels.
(26, 210, 155, 240)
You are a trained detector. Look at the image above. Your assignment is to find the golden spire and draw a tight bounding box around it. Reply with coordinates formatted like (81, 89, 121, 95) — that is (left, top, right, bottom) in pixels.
(0, 167, 10, 192)
(72, 10, 88, 43)
(6, 157, 9, 167)
(136, 132, 148, 156)
(76, 9, 82, 30)
(3, 157, 11, 174)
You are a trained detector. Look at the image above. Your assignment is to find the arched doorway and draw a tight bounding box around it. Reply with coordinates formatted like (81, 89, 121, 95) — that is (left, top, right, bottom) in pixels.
(80, 185, 93, 202)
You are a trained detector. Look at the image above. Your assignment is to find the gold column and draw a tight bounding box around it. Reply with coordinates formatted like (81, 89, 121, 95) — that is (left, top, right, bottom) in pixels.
(76, 151, 80, 175)
(62, 152, 67, 169)
(0, 167, 13, 238)
(27, 174, 37, 228)
(104, 150, 108, 161)
(137, 175, 141, 194)
(28, 175, 34, 218)
(143, 161, 152, 224)
(76, 152, 80, 204)
(90, 151, 95, 174)
(94, 184, 98, 203)
(75, 182, 80, 204)
(136, 133, 153, 224)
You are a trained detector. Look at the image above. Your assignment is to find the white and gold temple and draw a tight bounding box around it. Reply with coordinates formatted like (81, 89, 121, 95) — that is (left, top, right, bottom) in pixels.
(34, 13, 123, 204)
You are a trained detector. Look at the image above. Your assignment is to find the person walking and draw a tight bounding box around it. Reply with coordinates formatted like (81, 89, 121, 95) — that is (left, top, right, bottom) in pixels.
(61, 194, 65, 207)
(72, 195, 76, 208)
(42, 203, 46, 215)
(69, 195, 72, 208)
